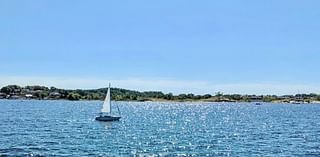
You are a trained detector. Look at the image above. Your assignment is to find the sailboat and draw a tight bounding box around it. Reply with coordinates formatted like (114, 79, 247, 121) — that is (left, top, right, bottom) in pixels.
(95, 84, 121, 121)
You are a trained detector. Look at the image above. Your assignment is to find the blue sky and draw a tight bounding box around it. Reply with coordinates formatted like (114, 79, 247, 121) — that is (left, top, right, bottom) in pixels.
(1, 0, 320, 94)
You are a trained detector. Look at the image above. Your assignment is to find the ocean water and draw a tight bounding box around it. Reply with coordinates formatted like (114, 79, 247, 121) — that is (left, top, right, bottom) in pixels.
(0, 100, 320, 156)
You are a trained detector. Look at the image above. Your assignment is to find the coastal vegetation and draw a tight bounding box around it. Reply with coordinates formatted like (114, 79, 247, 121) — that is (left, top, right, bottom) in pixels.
(1, 85, 320, 103)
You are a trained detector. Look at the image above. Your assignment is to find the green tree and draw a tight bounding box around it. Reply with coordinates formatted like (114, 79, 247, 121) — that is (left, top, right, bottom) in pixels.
(164, 93, 173, 100)
(1, 85, 22, 94)
(202, 94, 212, 99)
(177, 94, 187, 100)
(0, 86, 12, 94)
(215, 92, 223, 97)
(67, 93, 81, 101)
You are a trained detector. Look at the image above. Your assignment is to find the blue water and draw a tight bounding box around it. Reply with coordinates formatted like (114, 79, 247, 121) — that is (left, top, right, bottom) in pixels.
(0, 100, 320, 156)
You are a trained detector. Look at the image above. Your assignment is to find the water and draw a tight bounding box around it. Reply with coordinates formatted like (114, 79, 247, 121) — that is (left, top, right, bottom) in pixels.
(0, 100, 320, 156)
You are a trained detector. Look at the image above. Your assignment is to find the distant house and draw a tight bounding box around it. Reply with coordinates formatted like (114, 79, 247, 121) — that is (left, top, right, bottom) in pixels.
(13, 89, 21, 93)
(9, 95, 21, 99)
(219, 98, 236, 102)
(278, 96, 291, 99)
(248, 95, 263, 100)
(0, 93, 6, 99)
(49, 92, 61, 98)
(25, 94, 34, 99)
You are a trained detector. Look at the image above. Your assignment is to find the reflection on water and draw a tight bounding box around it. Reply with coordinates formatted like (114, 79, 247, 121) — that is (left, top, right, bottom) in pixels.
(0, 100, 320, 156)
(98, 121, 113, 130)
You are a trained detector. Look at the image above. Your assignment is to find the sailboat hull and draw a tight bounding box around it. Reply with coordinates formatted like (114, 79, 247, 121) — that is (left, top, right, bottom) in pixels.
(95, 116, 121, 121)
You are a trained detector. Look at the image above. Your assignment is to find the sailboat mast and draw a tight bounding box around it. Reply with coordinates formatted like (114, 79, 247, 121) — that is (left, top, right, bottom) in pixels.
(109, 83, 111, 114)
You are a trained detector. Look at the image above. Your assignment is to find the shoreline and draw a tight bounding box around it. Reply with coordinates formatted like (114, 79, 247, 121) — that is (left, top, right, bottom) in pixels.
(1, 85, 320, 104)
(1, 98, 319, 104)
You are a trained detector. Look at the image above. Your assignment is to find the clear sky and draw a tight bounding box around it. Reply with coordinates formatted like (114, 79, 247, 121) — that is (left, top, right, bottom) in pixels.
(1, 0, 320, 95)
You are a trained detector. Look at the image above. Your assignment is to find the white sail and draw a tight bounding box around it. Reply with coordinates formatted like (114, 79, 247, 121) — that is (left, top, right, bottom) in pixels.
(101, 85, 111, 113)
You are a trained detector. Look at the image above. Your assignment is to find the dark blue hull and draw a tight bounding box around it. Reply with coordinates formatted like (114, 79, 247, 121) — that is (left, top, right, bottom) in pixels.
(95, 116, 121, 121)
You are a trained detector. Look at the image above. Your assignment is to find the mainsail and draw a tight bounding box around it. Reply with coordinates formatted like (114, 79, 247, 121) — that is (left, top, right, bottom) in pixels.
(101, 85, 111, 113)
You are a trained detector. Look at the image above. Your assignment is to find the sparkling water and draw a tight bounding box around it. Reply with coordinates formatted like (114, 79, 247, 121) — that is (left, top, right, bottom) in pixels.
(1, 100, 320, 156)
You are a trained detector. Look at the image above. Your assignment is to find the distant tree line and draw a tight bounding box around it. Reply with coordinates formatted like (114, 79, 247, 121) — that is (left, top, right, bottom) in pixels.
(1, 85, 320, 103)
